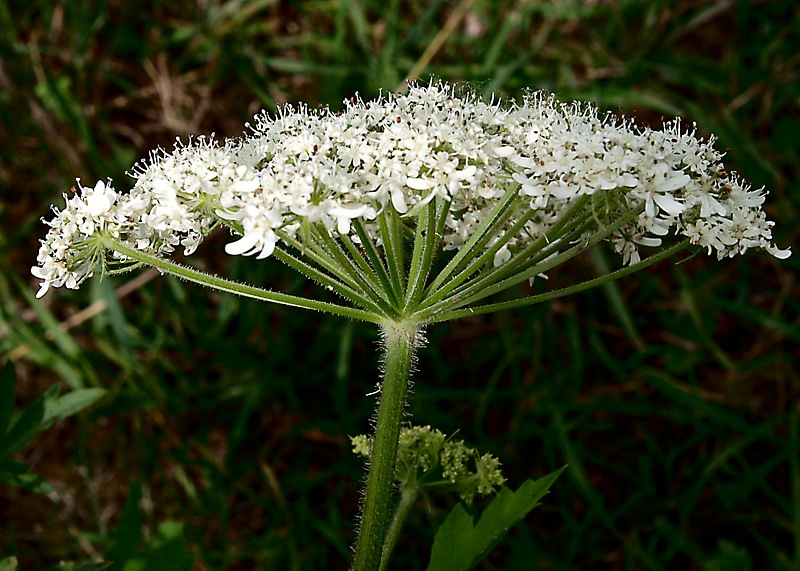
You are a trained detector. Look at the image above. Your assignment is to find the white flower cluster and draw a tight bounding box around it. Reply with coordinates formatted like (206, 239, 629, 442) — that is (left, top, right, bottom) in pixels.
(32, 82, 789, 297)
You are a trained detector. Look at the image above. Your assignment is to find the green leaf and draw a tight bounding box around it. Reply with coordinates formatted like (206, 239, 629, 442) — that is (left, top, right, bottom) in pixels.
(107, 484, 143, 562)
(0, 556, 18, 571)
(702, 540, 752, 571)
(107, 501, 193, 571)
(43, 388, 106, 424)
(91, 276, 133, 356)
(143, 521, 193, 571)
(427, 466, 566, 571)
(0, 385, 103, 462)
(0, 460, 54, 493)
(0, 362, 15, 436)
(0, 395, 46, 460)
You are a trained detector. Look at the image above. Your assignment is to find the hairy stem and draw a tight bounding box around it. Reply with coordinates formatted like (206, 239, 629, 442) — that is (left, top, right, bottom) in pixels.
(101, 238, 382, 324)
(352, 320, 419, 571)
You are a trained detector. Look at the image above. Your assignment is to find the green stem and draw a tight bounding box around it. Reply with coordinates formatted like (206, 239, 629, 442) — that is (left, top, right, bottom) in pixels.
(353, 218, 400, 308)
(423, 185, 520, 297)
(305, 225, 400, 318)
(426, 241, 691, 323)
(271, 247, 391, 317)
(217, 218, 388, 313)
(419, 194, 592, 311)
(379, 487, 418, 571)
(352, 320, 419, 571)
(380, 208, 406, 301)
(101, 238, 382, 324)
(421, 206, 640, 318)
(403, 200, 438, 311)
(418, 205, 539, 310)
(276, 228, 367, 293)
(338, 229, 395, 304)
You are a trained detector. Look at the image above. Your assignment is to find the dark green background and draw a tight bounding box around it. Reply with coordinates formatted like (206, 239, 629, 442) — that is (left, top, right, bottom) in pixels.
(1, 1, 798, 569)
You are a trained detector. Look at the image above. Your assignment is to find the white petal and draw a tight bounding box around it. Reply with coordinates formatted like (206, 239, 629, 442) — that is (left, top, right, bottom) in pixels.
(653, 193, 686, 215)
(645, 197, 656, 218)
(766, 244, 791, 259)
(634, 236, 662, 248)
(510, 156, 536, 168)
(700, 194, 727, 218)
(416, 190, 437, 208)
(231, 178, 261, 193)
(659, 173, 691, 192)
(597, 177, 617, 190)
(329, 204, 369, 219)
(255, 231, 277, 259)
(406, 177, 436, 190)
(456, 165, 477, 180)
(215, 208, 240, 220)
(512, 172, 532, 186)
(390, 188, 408, 214)
(87, 180, 116, 215)
(200, 179, 219, 196)
(31, 265, 47, 280)
(493, 245, 512, 267)
(647, 221, 670, 236)
(35, 280, 50, 298)
(492, 146, 516, 158)
(549, 184, 575, 199)
(225, 233, 260, 256)
(152, 179, 176, 194)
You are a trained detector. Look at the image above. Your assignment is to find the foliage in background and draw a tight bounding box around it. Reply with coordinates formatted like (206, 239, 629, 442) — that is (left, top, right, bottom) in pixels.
(0, 0, 797, 569)
(0, 363, 105, 496)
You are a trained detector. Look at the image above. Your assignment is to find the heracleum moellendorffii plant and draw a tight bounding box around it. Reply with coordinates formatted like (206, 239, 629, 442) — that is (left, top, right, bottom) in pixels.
(32, 82, 790, 570)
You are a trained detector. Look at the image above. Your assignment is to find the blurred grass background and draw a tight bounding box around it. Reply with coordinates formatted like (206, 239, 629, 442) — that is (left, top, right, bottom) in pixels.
(0, 0, 798, 569)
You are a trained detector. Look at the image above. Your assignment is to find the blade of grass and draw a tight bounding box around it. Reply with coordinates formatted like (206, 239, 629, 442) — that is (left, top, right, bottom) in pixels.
(590, 247, 644, 350)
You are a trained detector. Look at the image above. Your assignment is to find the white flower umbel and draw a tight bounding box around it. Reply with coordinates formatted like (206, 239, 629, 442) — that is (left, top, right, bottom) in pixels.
(32, 81, 790, 571)
(33, 82, 789, 320)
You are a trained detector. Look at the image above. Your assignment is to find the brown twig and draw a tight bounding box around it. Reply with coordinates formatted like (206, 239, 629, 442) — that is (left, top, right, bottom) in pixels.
(399, 0, 475, 91)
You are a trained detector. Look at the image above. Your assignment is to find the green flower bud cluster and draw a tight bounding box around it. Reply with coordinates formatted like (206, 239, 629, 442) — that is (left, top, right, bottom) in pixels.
(351, 425, 505, 505)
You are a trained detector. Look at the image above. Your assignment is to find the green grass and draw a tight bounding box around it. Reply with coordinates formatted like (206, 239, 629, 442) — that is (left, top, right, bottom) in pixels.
(1, 0, 798, 569)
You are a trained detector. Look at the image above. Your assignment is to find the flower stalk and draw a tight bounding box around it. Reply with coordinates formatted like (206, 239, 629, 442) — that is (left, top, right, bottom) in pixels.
(378, 487, 418, 571)
(100, 238, 383, 324)
(353, 321, 419, 571)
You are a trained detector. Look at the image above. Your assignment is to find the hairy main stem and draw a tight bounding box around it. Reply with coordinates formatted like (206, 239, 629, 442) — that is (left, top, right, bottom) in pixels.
(352, 321, 419, 571)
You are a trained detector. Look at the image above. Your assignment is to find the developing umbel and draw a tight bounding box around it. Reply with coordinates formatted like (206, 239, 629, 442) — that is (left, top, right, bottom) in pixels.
(32, 82, 789, 298)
